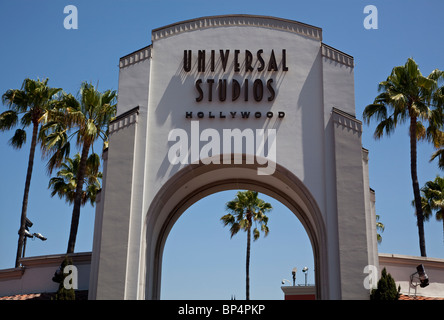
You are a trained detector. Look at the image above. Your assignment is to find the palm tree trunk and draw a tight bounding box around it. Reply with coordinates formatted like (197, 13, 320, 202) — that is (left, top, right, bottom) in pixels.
(410, 115, 427, 257)
(15, 122, 39, 267)
(246, 226, 251, 300)
(66, 141, 90, 253)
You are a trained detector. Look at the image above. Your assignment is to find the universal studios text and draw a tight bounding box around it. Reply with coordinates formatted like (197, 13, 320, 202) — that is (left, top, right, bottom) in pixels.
(167, 48, 286, 175)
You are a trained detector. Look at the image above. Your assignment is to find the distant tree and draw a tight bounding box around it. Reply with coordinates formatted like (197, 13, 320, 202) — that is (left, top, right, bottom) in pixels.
(370, 267, 400, 300)
(376, 214, 385, 244)
(428, 84, 444, 168)
(48, 152, 102, 206)
(418, 176, 444, 243)
(0, 78, 62, 267)
(220, 190, 272, 300)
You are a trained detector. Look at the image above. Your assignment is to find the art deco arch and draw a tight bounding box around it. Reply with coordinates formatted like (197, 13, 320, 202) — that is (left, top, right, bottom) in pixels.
(89, 14, 378, 301)
(140, 156, 329, 299)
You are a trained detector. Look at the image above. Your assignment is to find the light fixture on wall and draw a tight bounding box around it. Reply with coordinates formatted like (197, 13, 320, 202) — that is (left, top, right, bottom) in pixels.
(416, 264, 429, 288)
(409, 264, 429, 297)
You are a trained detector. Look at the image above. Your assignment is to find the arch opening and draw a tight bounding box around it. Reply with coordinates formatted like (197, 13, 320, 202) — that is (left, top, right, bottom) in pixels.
(141, 157, 329, 300)
(161, 190, 316, 300)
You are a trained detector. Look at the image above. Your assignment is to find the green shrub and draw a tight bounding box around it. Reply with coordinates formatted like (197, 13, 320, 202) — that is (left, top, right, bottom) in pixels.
(52, 256, 76, 300)
(370, 267, 401, 300)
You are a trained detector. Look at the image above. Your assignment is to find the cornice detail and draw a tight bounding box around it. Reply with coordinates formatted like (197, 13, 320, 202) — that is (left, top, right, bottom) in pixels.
(332, 107, 362, 133)
(109, 106, 139, 134)
(119, 46, 151, 69)
(151, 15, 322, 41)
(322, 43, 354, 67)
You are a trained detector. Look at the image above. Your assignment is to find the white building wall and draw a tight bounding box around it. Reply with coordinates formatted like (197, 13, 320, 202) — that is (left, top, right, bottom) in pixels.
(0, 253, 91, 297)
(379, 253, 444, 298)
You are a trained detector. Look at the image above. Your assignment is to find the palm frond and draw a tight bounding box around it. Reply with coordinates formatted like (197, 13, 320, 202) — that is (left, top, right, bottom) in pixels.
(48, 152, 102, 207)
(374, 116, 395, 139)
(0, 110, 19, 131)
(9, 128, 26, 149)
(221, 190, 272, 240)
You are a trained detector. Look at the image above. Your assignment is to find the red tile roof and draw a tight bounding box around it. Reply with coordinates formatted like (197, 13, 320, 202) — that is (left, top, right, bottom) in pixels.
(399, 294, 444, 300)
(0, 290, 88, 300)
(0, 293, 54, 300)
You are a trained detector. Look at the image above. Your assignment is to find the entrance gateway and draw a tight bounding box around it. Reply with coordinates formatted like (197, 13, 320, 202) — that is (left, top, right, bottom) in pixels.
(88, 15, 379, 300)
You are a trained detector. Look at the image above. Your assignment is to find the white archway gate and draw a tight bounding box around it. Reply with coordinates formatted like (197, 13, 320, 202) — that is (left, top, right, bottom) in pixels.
(88, 15, 379, 300)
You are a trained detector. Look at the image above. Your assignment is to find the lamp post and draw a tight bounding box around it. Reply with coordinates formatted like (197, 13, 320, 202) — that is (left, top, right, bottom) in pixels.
(292, 268, 297, 286)
(302, 267, 309, 286)
(20, 218, 47, 261)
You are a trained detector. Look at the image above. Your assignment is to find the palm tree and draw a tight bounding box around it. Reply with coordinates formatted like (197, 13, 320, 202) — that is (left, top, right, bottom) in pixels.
(428, 84, 444, 168)
(418, 176, 444, 243)
(376, 214, 385, 244)
(48, 152, 102, 206)
(43, 82, 116, 253)
(363, 58, 443, 257)
(220, 190, 272, 300)
(0, 78, 62, 267)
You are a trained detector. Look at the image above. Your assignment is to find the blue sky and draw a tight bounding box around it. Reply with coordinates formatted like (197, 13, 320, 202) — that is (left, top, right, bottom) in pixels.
(0, 0, 443, 300)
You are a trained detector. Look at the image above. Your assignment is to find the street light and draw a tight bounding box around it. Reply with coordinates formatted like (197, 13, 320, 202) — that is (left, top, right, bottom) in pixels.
(292, 267, 297, 286)
(281, 279, 291, 285)
(21, 218, 47, 259)
(302, 267, 309, 286)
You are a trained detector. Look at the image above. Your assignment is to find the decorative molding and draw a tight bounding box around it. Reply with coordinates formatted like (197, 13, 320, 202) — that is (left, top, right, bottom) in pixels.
(362, 147, 369, 162)
(0, 267, 25, 281)
(151, 14, 322, 41)
(281, 285, 316, 296)
(109, 106, 139, 134)
(332, 107, 362, 133)
(379, 253, 444, 270)
(19, 252, 92, 268)
(119, 46, 151, 69)
(322, 43, 354, 67)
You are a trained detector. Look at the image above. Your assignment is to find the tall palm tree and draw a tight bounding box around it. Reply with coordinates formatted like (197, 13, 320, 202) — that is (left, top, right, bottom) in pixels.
(43, 82, 116, 253)
(418, 176, 444, 243)
(0, 78, 62, 267)
(363, 58, 443, 257)
(48, 152, 102, 206)
(220, 190, 272, 300)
